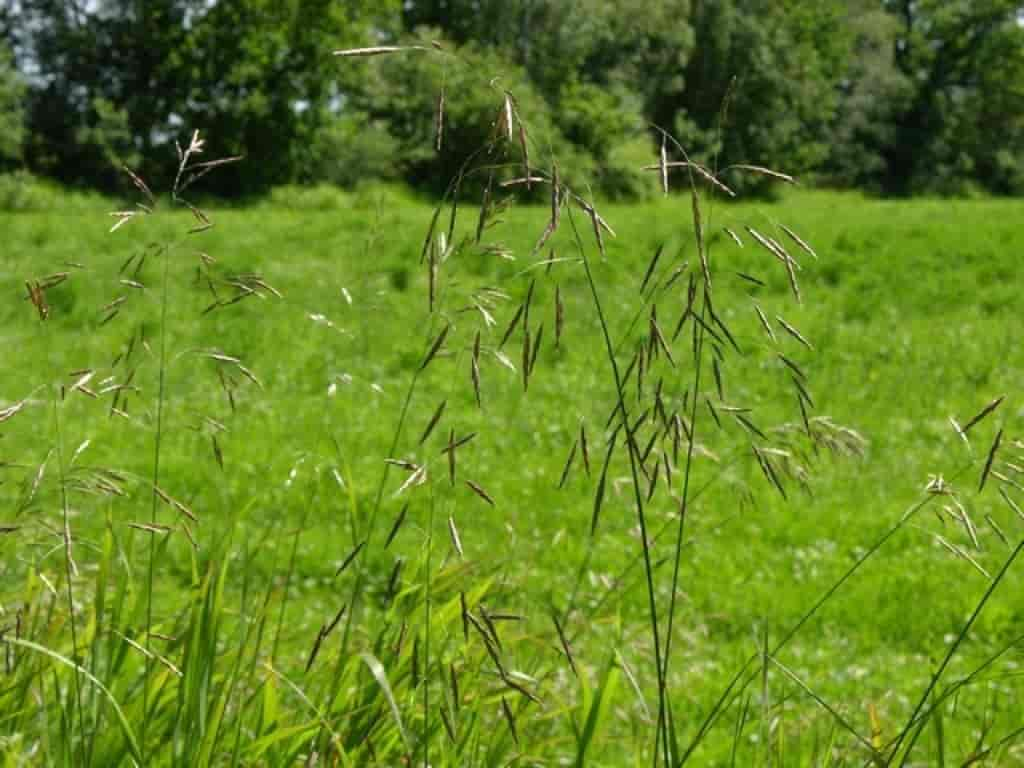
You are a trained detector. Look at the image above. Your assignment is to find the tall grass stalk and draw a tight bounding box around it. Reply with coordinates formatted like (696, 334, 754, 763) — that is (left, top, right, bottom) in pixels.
(45, 319, 86, 762)
(677, 461, 979, 764)
(568, 205, 670, 765)
(142, 238, 171, 760)
(657, 130, 718, 767)
(892, 536, 1024, 764)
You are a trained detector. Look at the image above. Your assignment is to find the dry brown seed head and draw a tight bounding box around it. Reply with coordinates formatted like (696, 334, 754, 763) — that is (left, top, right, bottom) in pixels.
(551, 613, 578, 677)
(728, 164, 796, 184)
(435, 87, 445, 152)
(999, 487, 1024, 520)
(108, 211, 140, 233)
(651, 313, 676, 367)
(25, 281, 49, 320)
(471, 356, 482, 408)
(754, 304, 776, 343)
(646, 458, 660, 501)
(393, 465, 427, 497)
(476, 173, 493, 244)
(448, 516, 464, 558)
(0, 400, 27, 424)
(746, 226, 790, 265)
(39, 273, 69, 290)
(662, 449, 674, 488)
(235, 363, 262, 390)
(985, 513, 1010, 547)
(128, 522, 171, 534)
(439, 705, 456, 743)
(522, 327, 531, 392)
(122, 166, 156, 206)
(466, 479, 495, 507)
(580, 421, 591, 476)
(935, 534, 991, 579)
(555, 285, 564, 348)
(780, 224, 818, 260)
(705, 398, 721, 428)
(499, 303, 524, 349)
(645, 160, 737, 197)
(558, 440, 578, 490)
(517, 119, 530, 188)
(692, 189, 711, 291)
(591, 430, 617, 535)
(766, 236, 800, 271)
(206, 433, 223, 471)
(775, 316, 813, 350)
(523, 279, 536, 329)
(501, 697, 519, 745)
(502, 93, 515, 142)
(492, 348, 516, 372)
(641, 244, 664, 295)
(961, 396, 1006, 434)
(529, 323, 544, 375)
(659, 134, 669, 196)
(736, 272, 765, 287)
(384, 503, 409, 549)
(419, 399, 447, 445)
(551, 162, 560, 226)
(333, 45, 428, 57)
(664, 262, 688, 292)
(637, 341, 646, 401)
(441, 432, 476, 455)
(420, 325, 450, 371)
(980, 428, 1003, 493)
(450, 663, 461, 711)
(502, 674, 542, 705)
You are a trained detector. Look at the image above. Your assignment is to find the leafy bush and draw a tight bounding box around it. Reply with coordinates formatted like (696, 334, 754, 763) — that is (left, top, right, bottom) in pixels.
(597, 136, 660, 201)
(305, 113, 402, 188)
(265, 183, 354, 211)
(0, 171, 108, 212)
(556, 80, 640, 162)
(348, 29, 584, 197)
(0, 44, 23, 170)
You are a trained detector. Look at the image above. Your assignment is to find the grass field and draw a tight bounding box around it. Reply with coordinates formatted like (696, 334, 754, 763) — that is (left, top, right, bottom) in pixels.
(2, 183, 1024, 765)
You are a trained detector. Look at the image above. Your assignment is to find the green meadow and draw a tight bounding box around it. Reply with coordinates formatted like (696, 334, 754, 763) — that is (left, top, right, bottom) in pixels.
(2, 185, 1023, 765)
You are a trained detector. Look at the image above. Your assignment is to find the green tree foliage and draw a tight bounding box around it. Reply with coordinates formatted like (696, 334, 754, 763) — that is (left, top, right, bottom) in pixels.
(6, 0, 1024, 197)
(178, 0, 396, 194)
(12, 0, 199, 187)
(345, 30, 582, 195)
(401, 0, 693, 114)
(671, 0, 851, 191)
(0, 43, 23, 169)
(305, 113, 402, 189)
(882, 0, 1024, 194)
(827, 2, 912, 191)
(399, 1, 686, 166)
(10, 0, 391, 193)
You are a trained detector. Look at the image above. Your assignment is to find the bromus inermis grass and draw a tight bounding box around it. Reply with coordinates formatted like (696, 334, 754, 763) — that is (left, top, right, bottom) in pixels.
(4, 37, 1024, 768)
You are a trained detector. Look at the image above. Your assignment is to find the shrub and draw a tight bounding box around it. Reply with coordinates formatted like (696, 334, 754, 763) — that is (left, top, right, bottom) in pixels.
(305, 112, 402, 188)
(597, 135, 660, 201)
(0, 171, 109, 212)
(348, 29, 590, 197)
(555, 80, 640, 162)
(0, 44, 24, 170)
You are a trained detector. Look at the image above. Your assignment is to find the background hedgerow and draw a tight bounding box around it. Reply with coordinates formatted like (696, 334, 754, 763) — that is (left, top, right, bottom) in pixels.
(7, 1, 1024, 199)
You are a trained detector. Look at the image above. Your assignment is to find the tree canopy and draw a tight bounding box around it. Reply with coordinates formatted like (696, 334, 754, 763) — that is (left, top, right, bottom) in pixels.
(3, 0, 1024, 197)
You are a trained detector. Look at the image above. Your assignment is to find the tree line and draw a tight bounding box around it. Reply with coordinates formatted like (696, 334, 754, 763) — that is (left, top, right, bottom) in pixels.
(2, 0, 1023, 198)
